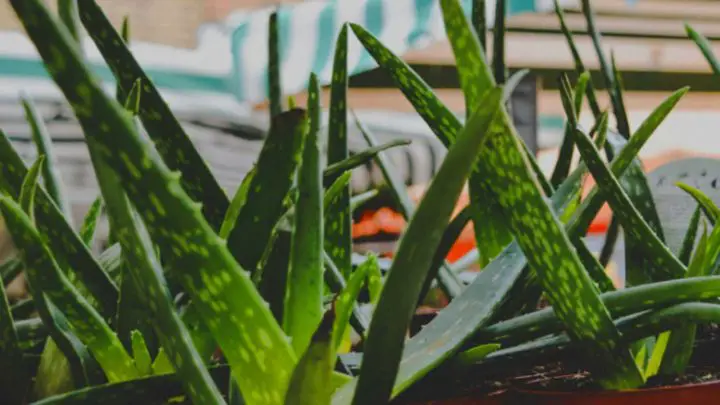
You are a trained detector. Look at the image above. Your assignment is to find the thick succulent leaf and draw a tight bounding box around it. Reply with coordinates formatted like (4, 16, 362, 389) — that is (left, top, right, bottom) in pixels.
(677, 182, 720, 226)
(12, 1, 299, 402)
(79, 196, 103, 245)
(454, 344, 501, 366)
(471, 0, 486, 48)
(0, 196, 137, 382)
(268, 10, 282, 118)
(226, 112, 306, 276)
(77, 0, 230, 230)
(326, 24, 352, 279)
(491, 0, 506, 84)
(350, 88, 503, 405)
(21, 96, 72, 219)
(58, 0, 81, 44)
(323, 140, 410, 180)
(0, 274, 27, 405)
(574, 238, 616, 293)
(122, 79, 142, 116)
(284, 74, 324, 356)
(333, 257, 371, 351)
(0, 130, 118, 318)
(686, 24, 720, 75)
(502, 69, 530, 102)
(1, 256, 23, 286)
(679, 206, 703, 265)
(19, 155, 44, 222)
(550, 72, 589, 186)
(349, 190, 378, 212)
(571, 128, 685, 281)
(285, 311, 336, 405)
(131, 330, 152, 376)
(220, 167, 256, 239)
(567, 87, 689, 237)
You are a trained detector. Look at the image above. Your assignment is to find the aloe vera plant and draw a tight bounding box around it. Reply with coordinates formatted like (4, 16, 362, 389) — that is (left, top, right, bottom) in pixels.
(6, 0, 720, 404)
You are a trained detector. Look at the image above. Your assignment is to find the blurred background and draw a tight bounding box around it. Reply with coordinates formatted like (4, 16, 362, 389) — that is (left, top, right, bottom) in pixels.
(1, 0, 719, 290)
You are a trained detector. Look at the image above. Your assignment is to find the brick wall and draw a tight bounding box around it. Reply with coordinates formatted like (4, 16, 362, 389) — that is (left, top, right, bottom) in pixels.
(0, 0, 302, 48)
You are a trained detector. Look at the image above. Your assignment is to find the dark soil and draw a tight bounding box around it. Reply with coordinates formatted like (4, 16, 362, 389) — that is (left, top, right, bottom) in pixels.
(394, 323, 720, 403)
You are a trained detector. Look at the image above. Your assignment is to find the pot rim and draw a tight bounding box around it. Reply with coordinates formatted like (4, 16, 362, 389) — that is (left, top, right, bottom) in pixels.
(513, 377, 720, 397)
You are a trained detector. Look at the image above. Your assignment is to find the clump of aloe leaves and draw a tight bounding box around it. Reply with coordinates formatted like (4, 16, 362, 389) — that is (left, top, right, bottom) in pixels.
(4, 0, 720, 404)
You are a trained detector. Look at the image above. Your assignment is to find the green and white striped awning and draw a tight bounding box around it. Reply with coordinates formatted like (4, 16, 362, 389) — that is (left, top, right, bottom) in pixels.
(229, 0, 579, 102)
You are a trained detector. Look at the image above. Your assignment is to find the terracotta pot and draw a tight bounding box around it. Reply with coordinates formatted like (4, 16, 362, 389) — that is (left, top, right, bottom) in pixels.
(512, 379, 720, 404)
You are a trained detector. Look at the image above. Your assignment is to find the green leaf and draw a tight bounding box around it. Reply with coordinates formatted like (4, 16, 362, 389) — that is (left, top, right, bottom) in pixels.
(570, 128, 686, 282)
(455, 343, 501, 365)
(220, 167, 256, 239)
(323, 140, 410, 180)
(21, 96, 72, 219)
(20, 155, 45, 223)
(0, 130, 118, 318)
(502, 69, 530, 103)
(226, 111, 307, 276)
(268, 10, 282, 118)
(79, 196, 104, 245)
(78, 0, 230, 230)
(326, 24, 352, 279)
(58, 0, 81, 44)
(351, 88, 503, 405)
(677, 182, 720, 226)
(285, 311, 336, 405)
(122, 78, 142, 116)
(131, 330, 153, 376)
(686, 23, 720, 75)
(0, 272, 28, 405)
(350, 190, 378, 213)
(610, 53, 632, 139)
(284, 74, 324, 356)
(1, 256, 23, 286)
(333, 257, 372, 351)
(679, 206, 702, 265)
(150, 348, 174, 376)
(491, 0, 506, 84)
(550, 72, 589, 186)
(0, 195, 137, 382)
(471, 0, 486, 49)
(574, 238, 616, 293)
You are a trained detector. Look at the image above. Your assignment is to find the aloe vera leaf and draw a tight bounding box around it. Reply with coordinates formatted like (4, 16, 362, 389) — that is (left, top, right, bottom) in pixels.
(286, 311, 336, 405)
(16, 0, 299, 400)
(598, 216, 620, 269)
(0, 274, 27, 405)
(574, 238, 616, 293)
(0, 130, 118, 318)
(58, 0, 81, 44)
(679, 206, 703, 265)
(226, 112, 307, 276)
(455, 343, 501, 366)
(568, 87, 689, 237)
(19, 156, 44, 221)
(645, 331, 671, 378)
(351, 88, 504, 405)
(491, 0, 506, 84)
(366, 255, 383, 306)
(0, 196, 137, 382)
(677, 183, 720, 226)
(333, 149, 592, 404)
(610, 53, 631, 138)
(571, 128, 685, 282)
(16, 317, 45, 342)
(333, 258, 371, 351)
(323, 140, 410, 180)
(550, 72, 589, 186)
(658, 222, 711, 376)
(350, 190, 378, 213)
(77, 0, 230, 230)
(323, 252, 370, 337)
(471, 0, 486, 49)
(326, 24, 352, 279)
(258, 228, 292, 323)
(686, 24, 720, 75)
(1, 257, 23, 285)
(122, 79, 142, 116)
(268, 10, 282, 118)
(324, 172, 351, 211)
(220, 167, 256, 239)
(79, 196, 103, 245)
(353, 114, 463, 298)
(131, 330, 152, 376)
(21, 97, 72, 219)
(284, 73, 324, 356)
(502, 69, 530, 103)
(480, 274, 720, 346)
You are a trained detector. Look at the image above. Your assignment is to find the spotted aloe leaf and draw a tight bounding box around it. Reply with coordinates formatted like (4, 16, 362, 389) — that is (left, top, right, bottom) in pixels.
(284, 74, 324, 356)
(574, 238, 616, 293)
(350, 87, 504, 405)
(286, 311, 336, 405)
(0, 195, 137, 382)
(226, 112, 307, 276)
(77, 0, 230, 230)
(550, 72, 589, 186)
(678, 206, 703, 265)
(21, 96, 72, 219)
(268, 10, 282, 118)
(0, 130, 118, 318)
(570, 128, 686, 282)
(12, 1, 299, 402)
(333, 257, 372, 351)
(220, 167, 256, 240)
(686, 24, 720, 75)
(19, 155, 44, 220)
(677, 182, 720, 226)
(131, 330, 153, 377)
(352, 113, 463, 299)
(85, 132, 224, 403)
(0, 270, 27, 405)
(326, 24, 352, 279)
(323, 140, 410, 180)
(79, 196, 103, 245)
